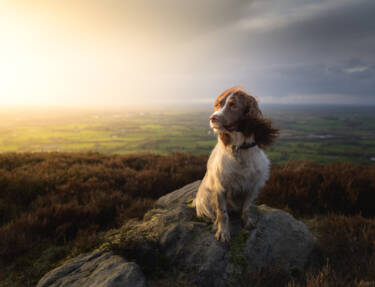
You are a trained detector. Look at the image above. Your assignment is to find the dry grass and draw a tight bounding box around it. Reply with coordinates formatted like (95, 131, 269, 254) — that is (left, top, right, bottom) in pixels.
(260, 161, 375, 217)
(0, 152, 207, 286)
(0, 154, 375, 287)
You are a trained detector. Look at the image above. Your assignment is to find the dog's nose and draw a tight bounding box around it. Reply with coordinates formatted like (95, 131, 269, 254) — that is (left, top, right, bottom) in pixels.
(210, 114, 219, 122)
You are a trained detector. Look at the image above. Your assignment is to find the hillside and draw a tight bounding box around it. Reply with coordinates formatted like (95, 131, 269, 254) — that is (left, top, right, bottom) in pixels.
(0, 153, 375, 286)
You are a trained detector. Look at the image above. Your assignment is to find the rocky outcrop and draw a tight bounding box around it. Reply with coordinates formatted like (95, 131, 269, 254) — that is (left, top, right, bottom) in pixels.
(37, 250, 146, 287)
(154, 181, 314, 286)
(37, 180, 314, 287)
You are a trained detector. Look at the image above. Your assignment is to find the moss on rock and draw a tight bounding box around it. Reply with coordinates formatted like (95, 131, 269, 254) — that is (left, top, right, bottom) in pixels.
(229, 230, 250, 268)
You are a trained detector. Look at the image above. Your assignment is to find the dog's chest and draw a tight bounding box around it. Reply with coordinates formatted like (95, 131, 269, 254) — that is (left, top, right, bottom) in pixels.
(218, 150, 265, 191)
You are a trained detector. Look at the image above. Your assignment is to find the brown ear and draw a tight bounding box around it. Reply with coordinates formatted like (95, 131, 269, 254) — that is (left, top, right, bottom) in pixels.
(252, 117, 279, 149)
(235, 93, 278, 148)
(243, 94, 263, 119)
(237, 116, 279, 149)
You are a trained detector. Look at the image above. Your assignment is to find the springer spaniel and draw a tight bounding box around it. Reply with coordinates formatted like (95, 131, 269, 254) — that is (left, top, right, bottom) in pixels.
(195, 87, 278, 243)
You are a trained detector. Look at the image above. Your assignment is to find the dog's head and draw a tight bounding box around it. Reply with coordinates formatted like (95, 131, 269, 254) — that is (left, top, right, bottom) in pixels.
(210, 87, 279, 148)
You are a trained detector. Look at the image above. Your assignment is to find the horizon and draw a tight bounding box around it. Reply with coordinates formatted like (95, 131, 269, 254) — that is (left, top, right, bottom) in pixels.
(2, 94, 375, 110)
(1, 102, 375, 119)
(0, 103, 374, 164)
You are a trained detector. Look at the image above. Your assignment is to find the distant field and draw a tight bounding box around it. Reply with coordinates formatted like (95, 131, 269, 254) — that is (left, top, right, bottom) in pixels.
(0, 105, 375, 164)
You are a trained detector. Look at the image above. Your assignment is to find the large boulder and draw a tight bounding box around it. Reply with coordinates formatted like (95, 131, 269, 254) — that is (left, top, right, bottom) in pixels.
(37, 181, 314, 287)
(37, 250, 146, 287)
(119, 180, 314, 286)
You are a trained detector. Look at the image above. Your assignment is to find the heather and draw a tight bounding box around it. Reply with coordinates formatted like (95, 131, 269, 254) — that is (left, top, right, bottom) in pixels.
(0, 153, 374, 286)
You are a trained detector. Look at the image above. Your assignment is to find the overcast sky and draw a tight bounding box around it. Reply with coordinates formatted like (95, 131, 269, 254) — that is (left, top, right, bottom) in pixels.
(0, 0, 374, 107)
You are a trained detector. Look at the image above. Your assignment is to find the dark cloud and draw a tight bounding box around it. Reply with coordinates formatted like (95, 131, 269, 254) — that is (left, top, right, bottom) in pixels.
(261, 0, 375, 101)
(182, 0, 375, 104)
(272, 1, 375, 61)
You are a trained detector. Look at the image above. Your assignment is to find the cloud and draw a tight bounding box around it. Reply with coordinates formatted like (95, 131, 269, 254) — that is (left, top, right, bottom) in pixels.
(2, 0, 374, 106)
(344, 66, 370, 74)
(181, 0, 375, 104)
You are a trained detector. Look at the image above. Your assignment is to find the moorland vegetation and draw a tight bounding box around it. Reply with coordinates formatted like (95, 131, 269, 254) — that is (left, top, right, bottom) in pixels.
(0, 152, 374, 286)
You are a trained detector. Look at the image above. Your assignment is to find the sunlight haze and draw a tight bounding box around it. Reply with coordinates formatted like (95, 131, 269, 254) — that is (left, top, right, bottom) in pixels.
(0, 0, 374, 107)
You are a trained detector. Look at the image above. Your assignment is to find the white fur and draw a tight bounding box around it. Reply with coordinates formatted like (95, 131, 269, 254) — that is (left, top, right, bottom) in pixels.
(210, 94, 232, 131)
(195, 131, 270, 242)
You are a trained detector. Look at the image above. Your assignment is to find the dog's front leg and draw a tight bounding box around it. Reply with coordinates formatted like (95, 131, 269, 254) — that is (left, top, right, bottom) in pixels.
(241, 191, 257, 230)
(214, 191, 230, 243)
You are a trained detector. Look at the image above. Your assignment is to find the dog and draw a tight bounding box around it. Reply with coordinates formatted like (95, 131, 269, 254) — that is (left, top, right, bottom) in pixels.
(195, 87, 278, 243)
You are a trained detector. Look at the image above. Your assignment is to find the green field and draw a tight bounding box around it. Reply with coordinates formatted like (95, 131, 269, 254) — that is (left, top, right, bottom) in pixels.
(1, 105, 375, 164)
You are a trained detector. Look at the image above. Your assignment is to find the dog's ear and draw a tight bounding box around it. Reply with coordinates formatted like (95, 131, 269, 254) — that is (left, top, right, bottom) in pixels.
(237, 95, 279, 149)
(244, 95, 262, 119)
(252, 117, 279, 149)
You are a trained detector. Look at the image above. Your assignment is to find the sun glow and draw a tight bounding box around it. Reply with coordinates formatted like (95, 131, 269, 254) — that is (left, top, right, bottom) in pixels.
(0, 1, 174, 108)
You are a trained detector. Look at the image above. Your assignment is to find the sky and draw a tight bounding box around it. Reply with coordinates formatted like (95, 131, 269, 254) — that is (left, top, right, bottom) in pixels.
(0, 0, 374, 107)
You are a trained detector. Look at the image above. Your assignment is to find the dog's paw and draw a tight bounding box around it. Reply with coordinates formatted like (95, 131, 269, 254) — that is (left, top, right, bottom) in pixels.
(243, 217, 256, 230)
(215, 229, 231, 243)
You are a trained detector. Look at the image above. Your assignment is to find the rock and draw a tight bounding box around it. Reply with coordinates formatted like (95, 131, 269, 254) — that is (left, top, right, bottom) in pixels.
(120, 180, 314, 287)
(37, 250, 146, 287)
(245, 204, 313, 271)
(37, 181, 314, 287)
(155, 180, 199, 208)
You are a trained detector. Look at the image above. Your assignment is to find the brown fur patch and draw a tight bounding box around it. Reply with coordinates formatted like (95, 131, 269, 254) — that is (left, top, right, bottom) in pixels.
(241, 93, 263, 119)
(214, 86, 244, 111)
(236, 117, 279, 149)
(219, 132, 232, 146)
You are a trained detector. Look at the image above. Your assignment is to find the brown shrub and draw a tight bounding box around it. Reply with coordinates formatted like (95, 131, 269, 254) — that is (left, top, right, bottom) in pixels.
(260, 161, 375, 217)
(316, 215, 375, 282)
(288, 215, 375, 287)
(0, 152, 207, 267)
(287, 263, 347, 287)
(1, 153, 375, 287)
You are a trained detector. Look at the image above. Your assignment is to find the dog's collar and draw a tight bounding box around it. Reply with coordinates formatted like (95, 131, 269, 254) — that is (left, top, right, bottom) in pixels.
(239, 141, 257, 149)
(234, 141, 257, 150)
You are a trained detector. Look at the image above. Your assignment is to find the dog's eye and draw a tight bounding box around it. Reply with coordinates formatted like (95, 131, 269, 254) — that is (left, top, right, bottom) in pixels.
(229, 102, 237, 109)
